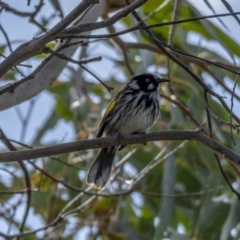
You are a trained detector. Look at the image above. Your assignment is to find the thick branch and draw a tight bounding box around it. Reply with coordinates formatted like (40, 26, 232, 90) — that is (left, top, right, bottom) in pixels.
(0, 0, 147, 78)
(0, 129, 239, 165)
(0, 0, 97, 78)
(61, 0, 147, 35)
(0, 0, 147, 110)
(0, 1, 107, 110)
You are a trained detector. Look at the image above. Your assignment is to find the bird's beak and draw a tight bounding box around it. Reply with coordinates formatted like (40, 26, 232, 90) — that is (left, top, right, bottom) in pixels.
(157, 78, 171, 84)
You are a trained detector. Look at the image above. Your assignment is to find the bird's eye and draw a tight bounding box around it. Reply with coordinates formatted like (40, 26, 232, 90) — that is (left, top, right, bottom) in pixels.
(146, 78, 150, 82)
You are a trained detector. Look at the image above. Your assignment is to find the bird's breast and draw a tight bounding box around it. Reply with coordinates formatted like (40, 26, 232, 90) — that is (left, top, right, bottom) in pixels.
(106, 91, 160, 135)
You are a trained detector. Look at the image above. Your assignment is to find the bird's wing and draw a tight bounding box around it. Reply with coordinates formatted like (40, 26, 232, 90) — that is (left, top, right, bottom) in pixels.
(96, 99, 116, 138)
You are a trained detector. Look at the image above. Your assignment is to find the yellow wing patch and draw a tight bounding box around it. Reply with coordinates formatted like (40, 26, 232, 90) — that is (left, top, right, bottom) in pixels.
(103, 99, 116, 119)
(97, 100, 116, 137)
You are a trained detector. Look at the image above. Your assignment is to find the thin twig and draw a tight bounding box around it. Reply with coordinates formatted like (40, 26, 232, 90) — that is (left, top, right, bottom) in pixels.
(203, 91, 240, 200)
(0, 189, 37, 194)
(167, 0, 181, 79)
(0, 0, 46, 31)
(202, 65, 240, 102)
(221, 0, 240, 25)
(128, 141, 187, 189)
(140, 186, 222, 198)
(160, 93, 206, 131)
(0, 129, 32, 236)
(230, 74, 240, 145)
(202, 0, 229, 30)
(105, 22, 135, 75)
(0, 0, 147, 77)
(204, 94, 240, 129)
(61, 11, 240, 37)
(21, 99, 36, 141)
(0, 25, 13, 52)
(0, 136, 82, 170)
(80, 64, 114, 92)
(0, 167, 24, 188)
(124, 0, 240, 127)
(42, 46, 102, 65)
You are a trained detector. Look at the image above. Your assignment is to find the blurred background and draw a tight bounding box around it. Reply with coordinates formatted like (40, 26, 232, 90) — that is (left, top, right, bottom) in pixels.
(0, 0, 240, 239)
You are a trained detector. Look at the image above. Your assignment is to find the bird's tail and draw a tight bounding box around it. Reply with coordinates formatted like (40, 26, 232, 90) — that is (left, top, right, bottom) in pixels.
(86, 146, 116, 189)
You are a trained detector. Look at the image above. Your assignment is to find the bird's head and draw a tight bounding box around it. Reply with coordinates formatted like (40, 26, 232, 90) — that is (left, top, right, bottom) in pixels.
(129, 73, 170, 92)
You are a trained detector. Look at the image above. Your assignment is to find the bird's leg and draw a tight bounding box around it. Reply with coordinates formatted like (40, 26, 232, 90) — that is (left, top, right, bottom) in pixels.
(116, 132, 123, 144)
(118, 131, 146, 151)
(116, 132, 126, 151)
(134, 131, 146, 135)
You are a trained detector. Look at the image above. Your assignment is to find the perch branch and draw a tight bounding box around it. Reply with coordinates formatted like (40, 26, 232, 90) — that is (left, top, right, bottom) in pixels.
(0, 129, 239, 166)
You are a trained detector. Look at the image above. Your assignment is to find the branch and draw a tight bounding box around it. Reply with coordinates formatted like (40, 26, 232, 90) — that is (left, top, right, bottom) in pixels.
(61, 11, 240, 38)
(122, 42, 240, 75)
(0, 0, 147, 78)
(0, 129, 32, 236)
(61, 0, 148, 35)
(42, 46, 102, 65)
(140, 187, 222, 198)
(203, 91, 240, 199)
(0, 2, 107, 110)
(0, 0, 147, 110)
(160, 94, 207, 133)
(0, 129, 239, 165)
(125, 0, 240, 125)
(0, 0, 97, 77)
(221, 0, 240, 25)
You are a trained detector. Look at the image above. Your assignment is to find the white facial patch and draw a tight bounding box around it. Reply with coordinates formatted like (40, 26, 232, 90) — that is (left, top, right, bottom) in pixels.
(153, 74, 159, 81)
(130, 80, 140, 90)
(147, 83, 155, 90)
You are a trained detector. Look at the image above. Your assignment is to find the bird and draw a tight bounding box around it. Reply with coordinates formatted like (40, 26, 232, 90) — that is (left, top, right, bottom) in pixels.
(86, 73, 170, 189)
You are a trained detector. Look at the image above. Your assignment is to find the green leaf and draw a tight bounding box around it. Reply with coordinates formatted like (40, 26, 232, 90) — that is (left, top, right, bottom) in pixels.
(55, 95, 73, 120)
(0, 45, 5, 55)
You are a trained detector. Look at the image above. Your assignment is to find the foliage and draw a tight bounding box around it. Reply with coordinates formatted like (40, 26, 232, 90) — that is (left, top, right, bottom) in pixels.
(0, 0, 240, 239)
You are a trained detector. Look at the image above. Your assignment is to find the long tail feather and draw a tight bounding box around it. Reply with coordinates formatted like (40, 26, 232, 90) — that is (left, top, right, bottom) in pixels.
(86, 147, 116, 189)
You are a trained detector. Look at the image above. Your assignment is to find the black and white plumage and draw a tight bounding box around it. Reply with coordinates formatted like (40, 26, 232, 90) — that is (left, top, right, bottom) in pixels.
(86, 73, 170, 189)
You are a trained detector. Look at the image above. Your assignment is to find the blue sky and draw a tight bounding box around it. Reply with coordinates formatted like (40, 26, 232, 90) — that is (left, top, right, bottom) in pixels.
(0, 0, 239, 148)
(0, 0, 240, 238)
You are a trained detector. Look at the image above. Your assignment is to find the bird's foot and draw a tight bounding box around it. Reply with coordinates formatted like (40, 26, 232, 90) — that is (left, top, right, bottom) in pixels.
(116, 132, 123, 144)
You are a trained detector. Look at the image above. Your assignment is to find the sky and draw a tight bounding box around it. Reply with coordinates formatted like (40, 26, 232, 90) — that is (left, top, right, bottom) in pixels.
(0, 0, 240, 238)
(0, 0, 128, 148)
(0, 0, 239, 149)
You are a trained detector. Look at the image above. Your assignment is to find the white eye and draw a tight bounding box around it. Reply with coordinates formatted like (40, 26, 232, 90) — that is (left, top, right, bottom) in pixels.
(146, 78, 150, 82)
